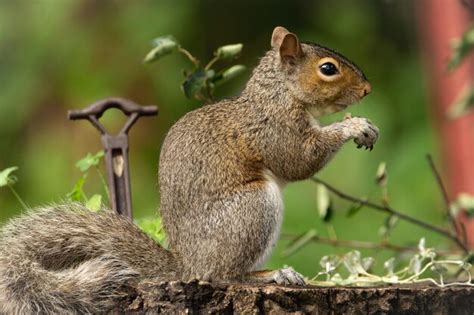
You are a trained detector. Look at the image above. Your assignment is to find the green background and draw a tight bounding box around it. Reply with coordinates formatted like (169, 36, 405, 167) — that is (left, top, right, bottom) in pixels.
(0, 0, 448, 277)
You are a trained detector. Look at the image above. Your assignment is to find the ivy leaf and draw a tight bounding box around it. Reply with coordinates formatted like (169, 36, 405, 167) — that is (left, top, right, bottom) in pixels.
(181, 68, 213, 99)
(316, 183, 332, 222)
(282, 229, 318, 257)
(212, 65, 246, 86)
(214, 43, 243, 60)
(85, 194, 102, 212)
(448, 24, 474, 70)
(67, 175, 87, 202)
(0, 166, 19, 187)
(144, 35, 180, 63)
(76, 151, 104, 173)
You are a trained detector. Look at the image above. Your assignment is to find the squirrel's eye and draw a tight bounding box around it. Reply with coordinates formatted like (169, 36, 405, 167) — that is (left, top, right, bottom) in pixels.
(319, 62, 339, 76)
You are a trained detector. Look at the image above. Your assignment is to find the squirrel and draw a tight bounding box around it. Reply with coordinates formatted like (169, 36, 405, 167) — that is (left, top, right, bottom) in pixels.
(0, 26, 378, 314)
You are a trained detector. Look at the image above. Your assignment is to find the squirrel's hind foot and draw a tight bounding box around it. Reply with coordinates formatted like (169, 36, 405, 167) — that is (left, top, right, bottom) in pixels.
(244, 267, 305, 286)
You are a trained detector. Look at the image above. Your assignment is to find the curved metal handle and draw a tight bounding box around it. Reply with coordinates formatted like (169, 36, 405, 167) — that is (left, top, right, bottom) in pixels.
(68, 97, 158, 120)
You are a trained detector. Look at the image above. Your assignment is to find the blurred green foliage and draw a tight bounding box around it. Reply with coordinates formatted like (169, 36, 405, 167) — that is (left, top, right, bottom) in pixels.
(0, 0, 447, 277)
(144, 34, 245, 102)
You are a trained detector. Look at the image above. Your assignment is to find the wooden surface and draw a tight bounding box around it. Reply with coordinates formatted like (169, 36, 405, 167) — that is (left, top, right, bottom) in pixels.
(114, 280, 474, 314)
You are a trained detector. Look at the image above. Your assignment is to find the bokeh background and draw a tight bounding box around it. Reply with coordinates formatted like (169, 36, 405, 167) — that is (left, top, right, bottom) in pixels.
(0, 0, 471, 276)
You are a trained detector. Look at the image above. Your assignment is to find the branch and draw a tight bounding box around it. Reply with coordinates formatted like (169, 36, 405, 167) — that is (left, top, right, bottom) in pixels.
(280, 233, 462, 256)
(426, 154, 451, 210)
(310, 177, 470, 254)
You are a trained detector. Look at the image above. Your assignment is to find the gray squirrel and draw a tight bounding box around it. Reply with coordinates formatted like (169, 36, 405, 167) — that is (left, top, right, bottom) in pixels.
(0, 26, 378, 314)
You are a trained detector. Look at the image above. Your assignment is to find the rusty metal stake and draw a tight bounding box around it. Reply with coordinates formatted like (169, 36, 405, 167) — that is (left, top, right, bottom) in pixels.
(68, 97, 158, 219)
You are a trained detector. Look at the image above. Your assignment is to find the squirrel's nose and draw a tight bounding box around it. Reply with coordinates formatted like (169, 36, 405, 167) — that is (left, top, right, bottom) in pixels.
(362, 82, 372, 97)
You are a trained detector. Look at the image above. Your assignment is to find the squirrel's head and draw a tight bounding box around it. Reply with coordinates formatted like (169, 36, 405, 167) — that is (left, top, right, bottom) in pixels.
(271, 26, 371, 116)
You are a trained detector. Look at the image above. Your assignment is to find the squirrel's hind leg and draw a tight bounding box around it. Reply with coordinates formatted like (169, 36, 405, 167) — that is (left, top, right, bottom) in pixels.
(175, 182, 285, 283)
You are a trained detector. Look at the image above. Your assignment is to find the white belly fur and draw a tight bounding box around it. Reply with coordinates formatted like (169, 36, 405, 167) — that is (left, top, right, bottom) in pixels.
(252, 169, 285, 270)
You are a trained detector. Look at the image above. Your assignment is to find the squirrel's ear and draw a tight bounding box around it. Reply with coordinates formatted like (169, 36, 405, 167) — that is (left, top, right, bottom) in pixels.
(271, 26, 290, 48)
(279, 33, 303, 64)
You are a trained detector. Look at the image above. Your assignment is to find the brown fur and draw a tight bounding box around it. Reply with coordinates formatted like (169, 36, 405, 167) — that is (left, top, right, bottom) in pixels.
(0, 26, 378, 314)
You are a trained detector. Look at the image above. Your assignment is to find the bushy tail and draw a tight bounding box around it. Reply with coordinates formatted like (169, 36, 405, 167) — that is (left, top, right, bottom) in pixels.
(0, 203, 176, 314)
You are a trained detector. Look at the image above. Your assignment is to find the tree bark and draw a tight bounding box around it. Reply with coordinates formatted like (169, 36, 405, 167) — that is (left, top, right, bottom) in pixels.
(114, 280, 474, 314)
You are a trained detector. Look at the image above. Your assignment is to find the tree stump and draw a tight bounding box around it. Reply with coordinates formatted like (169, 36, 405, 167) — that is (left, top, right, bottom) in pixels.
(114, 280, 474, 314)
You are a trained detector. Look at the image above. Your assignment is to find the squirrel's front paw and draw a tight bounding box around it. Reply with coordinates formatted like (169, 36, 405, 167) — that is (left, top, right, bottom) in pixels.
(343, 117, 379, 151)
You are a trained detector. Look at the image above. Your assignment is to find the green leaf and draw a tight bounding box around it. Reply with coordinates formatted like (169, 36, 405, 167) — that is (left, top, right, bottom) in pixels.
(316, 183, 332, 222)
(0, 166, 19, 187)
(375, 162, 388, 187)
(282, 229, 318, 257)
(181, 68, 208, 99)
(144, 35, 180, 63)
(85, 194, 102, 212)
(76, 151, 104, 173)
(346, 203, 364, 217)
(67, 175, 87, 201)
(212, 65, 246, 86)
(448, 24, 474, 70)
(214, 43, 243, 60)
(136, 216, 167, 244)
(448, 85, 474, 118)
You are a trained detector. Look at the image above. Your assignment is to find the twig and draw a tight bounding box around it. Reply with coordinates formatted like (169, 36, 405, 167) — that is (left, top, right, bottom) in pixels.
(95, 166, 109, 203)
(310, 177, 470, 254)
(7, 184, 28, 210)
(282, 233, 413, 252)
(281, 233, 461, 256)
(205, 55, 219, 71)
(426, 154, 469, 245)
(426, 155, 451, 210)
(178, 47, 200, 67)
